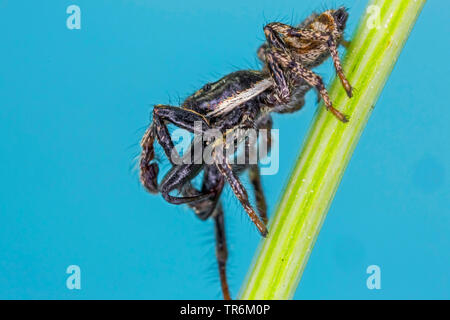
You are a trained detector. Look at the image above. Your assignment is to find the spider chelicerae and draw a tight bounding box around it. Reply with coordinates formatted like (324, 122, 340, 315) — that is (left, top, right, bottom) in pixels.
(140, 7, 352, 300)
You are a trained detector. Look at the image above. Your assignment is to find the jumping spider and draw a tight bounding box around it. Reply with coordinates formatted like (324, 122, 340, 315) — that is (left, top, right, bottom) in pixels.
(140, 7, 351, 300)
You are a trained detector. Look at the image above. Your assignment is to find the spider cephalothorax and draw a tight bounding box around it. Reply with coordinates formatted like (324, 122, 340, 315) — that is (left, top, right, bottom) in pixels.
(140, 7, 352, 300)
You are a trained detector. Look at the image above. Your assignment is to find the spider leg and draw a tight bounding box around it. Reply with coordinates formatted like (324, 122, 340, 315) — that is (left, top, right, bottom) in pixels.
(183, 165, 225, 220)
(153, 105, 210, 162)
(159, 163, 214, 204)
(268, 49, 349, 122)
(230, 116, 271, 224)
(249, 165, 268, 225)
(213, 204, 231, 300)
(248, 115, 272, 224)
(256, 115, 273, 149)
(181, 167, 230, 300)
(257, 24, 296, 106)
(140, 124, 159, 193)
(264, 23, 353, 99)
(266, 49, 291, 105)
(153, 105, 210, 132)
(140, 105, 211, 193)
(327, 38, 353, 97)
(214, 153, 267, 237)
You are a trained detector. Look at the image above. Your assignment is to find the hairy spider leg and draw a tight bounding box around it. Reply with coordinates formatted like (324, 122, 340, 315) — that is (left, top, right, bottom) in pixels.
(183, 165, 225, 221)
(232, 114, 273, 225)
(264, 22, 353, 98)
(145, 104, 268, 230)
(214, 150, 268, 237)
(247, 116, 272, 224)
(153, 105, 210, 160)
(263, 42, 348, 122)
(181, 166, 230, 299)
(213, 204, 231, 300)
(263, 24, 348, 122)
(140, 124, 159, 193)
(262, 27, 291, 105)
(186, 164, 261, 299)
(271, 49, 349, 122)
(225, 118, 271, 225)
(140, 105, 211, 195)
(327, 37, 353, 97)
(249, 165, 268, 225)
(159, 163, 216, 204)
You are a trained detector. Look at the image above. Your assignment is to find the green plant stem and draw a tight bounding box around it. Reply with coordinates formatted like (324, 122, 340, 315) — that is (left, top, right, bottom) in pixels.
(239, 0, 426, 300)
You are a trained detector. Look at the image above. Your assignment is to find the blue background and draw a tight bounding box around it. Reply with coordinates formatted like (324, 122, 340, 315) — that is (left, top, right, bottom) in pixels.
(0, 0, 448, 299)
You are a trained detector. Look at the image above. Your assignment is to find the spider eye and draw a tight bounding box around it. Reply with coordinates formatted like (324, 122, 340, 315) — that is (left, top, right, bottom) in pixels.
(203, 83, 212, 91)
(333, 7, 348, 26)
